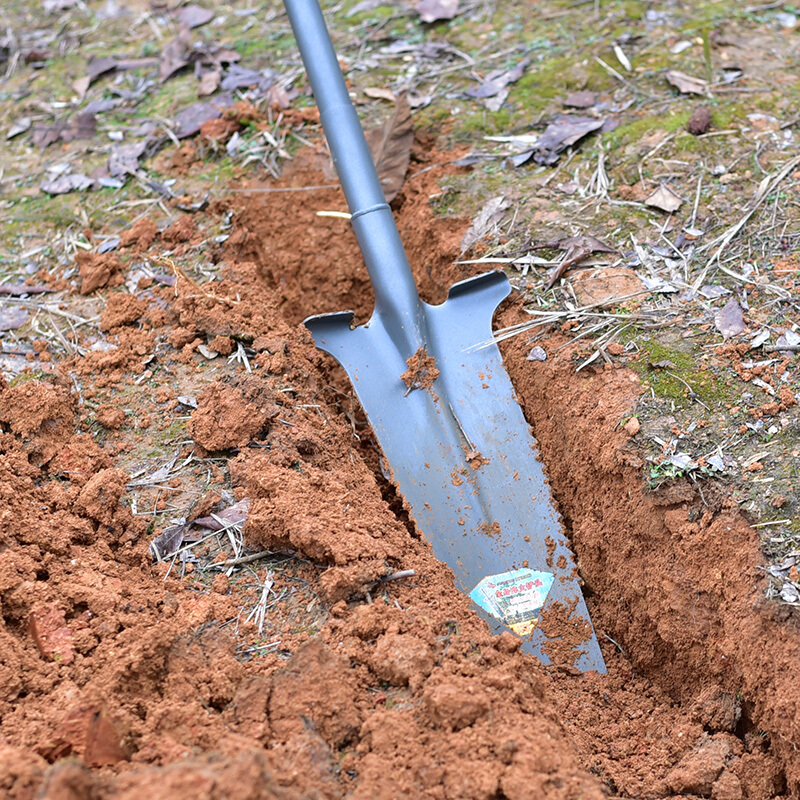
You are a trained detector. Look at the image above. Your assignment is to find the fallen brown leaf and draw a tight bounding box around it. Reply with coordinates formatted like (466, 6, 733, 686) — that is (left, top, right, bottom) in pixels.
(533, 235, 618, 288)
(198, 68, 221, 96)
(0, 307, 29, 331)
(364, 94, 414, 202)
(525, 115, 604, 167)
(173, 93, 235, 138)
(466, 60, 528, 99)
(563, 90, 596, 108)
(460, 196, 511, 252)
(0, 283, 52, 295)
(159, 24, 192, 82)
(715, 297, 746, 340)
(644, 184, 683, 213)
(191, 497, 251, 530)
(40, 173, 93, 194)
(665, 70, 708, 95)
(178, 4, 214, 28)
(364, 86, 397, 102)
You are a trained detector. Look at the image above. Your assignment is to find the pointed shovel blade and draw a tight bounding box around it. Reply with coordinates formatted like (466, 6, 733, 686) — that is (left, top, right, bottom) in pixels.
(307, 271, 605, 673)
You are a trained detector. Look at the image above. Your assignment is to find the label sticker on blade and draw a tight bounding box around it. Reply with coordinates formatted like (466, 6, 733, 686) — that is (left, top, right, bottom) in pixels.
(469, 569, 554, 636)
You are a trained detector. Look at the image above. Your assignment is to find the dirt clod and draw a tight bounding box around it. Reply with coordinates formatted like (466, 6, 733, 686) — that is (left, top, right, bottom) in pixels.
(370, 632, 435, 687)
(423, 676, 491, 730)
(401, 347, 440, 392)
(189, 381, 272, 451)
(666, 737, 731, 796)
(95, 404, 126, 430)
(75, 252, 123, 295)
(269, 639, 361, 747)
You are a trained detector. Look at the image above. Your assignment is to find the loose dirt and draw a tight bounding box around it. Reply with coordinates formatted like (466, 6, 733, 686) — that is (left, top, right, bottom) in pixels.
(1, 150, 797, 800)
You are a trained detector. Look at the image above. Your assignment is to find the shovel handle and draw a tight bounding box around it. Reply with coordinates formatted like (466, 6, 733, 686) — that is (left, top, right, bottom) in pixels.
(284, 0, 421, 327)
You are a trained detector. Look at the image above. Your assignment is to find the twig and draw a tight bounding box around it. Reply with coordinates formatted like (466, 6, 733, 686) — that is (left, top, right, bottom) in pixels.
(245, 571, 275, 635)
(211, 550, 276, 569)
(381, 569, 416, 582)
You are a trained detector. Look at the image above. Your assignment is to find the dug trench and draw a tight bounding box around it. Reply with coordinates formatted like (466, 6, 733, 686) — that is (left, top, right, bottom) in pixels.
(228, 148, 800, 796)
(0, 146, 795, 799)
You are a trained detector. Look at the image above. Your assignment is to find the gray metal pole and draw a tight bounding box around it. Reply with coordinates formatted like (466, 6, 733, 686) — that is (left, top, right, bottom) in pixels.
(284, 0, 421, 332)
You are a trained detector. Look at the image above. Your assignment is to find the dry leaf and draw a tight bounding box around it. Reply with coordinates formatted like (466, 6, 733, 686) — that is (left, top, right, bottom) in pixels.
(416, 0, 459, 23)
(191, 497, 251, 531)
(178, 4, 214, 28)
(460, 196, 510, 252)
(0, 307, 29, 331)
(198, 68, 221, 96)
(7, 117, 31, 139)
(0, 283, 52, 295)
(645, 184, 683, 213)
(72, 74, 90, 99)
(173, 93, 234, 138)
(265, 84, 291, 109)
(148, 524, 188, 560)
(364, 86, 397, 102)
(665, 70, 708, 95)
(108, 141, 148, 177)
(466, 60, 528, 99)
(40, 173, 93, 194)
(529, 115, 604, 166)
(159, 24, 192, 82)
(532, 235, 618, 288)
(364, 94, 414, 203)
(714, 297, 746, 340)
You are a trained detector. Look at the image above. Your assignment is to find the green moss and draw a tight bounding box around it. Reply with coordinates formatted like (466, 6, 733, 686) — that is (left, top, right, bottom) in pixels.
(456, 107, 512, 136)
(154, 419, 187, 445)
(603, 110, 691, 149)
(513, 55, 610, 112)
(624, 334, 737, 407)
(8, 371, 46, 387)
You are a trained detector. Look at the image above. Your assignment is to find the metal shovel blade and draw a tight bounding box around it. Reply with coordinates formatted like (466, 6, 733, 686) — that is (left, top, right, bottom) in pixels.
(285, 0, 605, 673)
(307, 272, 606, 673)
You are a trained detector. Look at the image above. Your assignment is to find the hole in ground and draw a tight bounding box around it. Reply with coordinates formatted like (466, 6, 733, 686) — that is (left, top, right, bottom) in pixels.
(228, 149, 800, 796)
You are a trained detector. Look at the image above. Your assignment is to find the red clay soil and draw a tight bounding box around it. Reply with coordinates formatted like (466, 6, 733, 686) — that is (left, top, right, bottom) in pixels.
(0, 148, 797, 800)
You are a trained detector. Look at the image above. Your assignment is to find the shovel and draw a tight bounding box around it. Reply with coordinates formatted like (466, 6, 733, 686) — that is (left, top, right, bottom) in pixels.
(285, 0, 605, 674)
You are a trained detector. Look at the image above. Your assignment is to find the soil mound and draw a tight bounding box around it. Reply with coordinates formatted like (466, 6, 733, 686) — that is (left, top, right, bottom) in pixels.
(1, 150, 797, 799)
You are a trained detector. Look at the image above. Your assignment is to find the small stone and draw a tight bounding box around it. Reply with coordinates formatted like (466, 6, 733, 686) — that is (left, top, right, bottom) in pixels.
(624, 417, 641, 436)
(526, 346, 547, 362)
